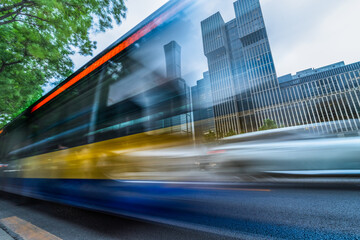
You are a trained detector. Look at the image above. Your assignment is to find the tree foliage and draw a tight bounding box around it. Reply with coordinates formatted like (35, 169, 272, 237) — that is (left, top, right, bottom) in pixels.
(258, 119, 278, 131)
(224, 129, 236, 137)
(203, 130, 217, 142)
(0, 0, 127, 128)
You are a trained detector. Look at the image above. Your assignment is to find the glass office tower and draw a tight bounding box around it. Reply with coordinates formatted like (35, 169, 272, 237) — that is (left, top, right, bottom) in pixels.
(201, 0, 286, 135)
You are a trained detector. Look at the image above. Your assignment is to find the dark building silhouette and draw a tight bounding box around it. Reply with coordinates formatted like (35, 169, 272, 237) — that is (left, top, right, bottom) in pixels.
(164, 41, 182, 80)
(163, 40, 192, 135)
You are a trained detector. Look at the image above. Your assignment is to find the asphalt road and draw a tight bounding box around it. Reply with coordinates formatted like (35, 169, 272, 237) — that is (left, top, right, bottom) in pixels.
(1, 182, 360, 239)
(0, 191, 229, 240)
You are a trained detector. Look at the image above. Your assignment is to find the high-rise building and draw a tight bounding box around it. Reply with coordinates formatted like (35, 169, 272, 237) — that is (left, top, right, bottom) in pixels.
(201, 0, 286, 135)
(191, 72, 216, 140)
(164, 40, 182, 80)
(199, 0, 360, 136)
(163, 41, 192, 135)
(233, 0, 285, 131)
(201, 13, 240, 136)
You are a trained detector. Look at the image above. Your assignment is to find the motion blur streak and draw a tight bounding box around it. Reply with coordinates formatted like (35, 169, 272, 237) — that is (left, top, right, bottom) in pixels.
(1, 0, 360, 239)
(203, 187, 271, 192)
(30, 0, 192, 113)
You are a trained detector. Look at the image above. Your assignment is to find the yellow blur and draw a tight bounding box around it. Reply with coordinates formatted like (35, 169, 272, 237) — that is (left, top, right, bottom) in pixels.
(19, 127, 195, 180)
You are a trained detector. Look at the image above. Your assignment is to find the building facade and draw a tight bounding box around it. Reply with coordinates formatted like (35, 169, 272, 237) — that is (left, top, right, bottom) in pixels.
(191, 72, 216, 140)
(163, 41, 192, 135)
(279, 61, 360, 133)
(201, 0, 286, 136)
(164, 41, 182, 80)
(195, 0, 360, 137)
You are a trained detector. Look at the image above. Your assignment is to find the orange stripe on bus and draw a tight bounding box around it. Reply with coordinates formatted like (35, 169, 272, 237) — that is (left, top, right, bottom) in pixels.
(31, 1, 188, 113)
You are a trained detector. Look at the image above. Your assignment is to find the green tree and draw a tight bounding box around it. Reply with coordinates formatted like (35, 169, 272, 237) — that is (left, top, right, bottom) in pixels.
(203, 130, 217, 142)
(0, 0, 127, 128)
(258, 119, 278, 131)
(224, 129, 236, 137)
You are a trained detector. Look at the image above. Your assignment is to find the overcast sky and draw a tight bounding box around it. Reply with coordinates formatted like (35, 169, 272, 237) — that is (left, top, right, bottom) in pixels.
(61, 0, 360, 91)
(262, 0, 360, 76)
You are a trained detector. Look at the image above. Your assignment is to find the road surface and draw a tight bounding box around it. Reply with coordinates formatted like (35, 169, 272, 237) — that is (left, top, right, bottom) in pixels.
(0, 182, 360, 239)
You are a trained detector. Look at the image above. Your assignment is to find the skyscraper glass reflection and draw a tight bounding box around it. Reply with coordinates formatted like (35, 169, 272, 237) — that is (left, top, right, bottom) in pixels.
(200, 0, 285, 135)
(196, 0, 360, 137)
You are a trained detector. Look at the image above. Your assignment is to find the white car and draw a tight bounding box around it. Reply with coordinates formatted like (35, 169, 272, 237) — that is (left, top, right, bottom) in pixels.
(207, 120, 360, 177)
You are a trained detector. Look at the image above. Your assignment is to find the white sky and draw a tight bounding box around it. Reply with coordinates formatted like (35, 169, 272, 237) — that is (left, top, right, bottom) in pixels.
(45, 0, 359, 93)
(71, 0, 169, 72)
(262, 0, 360, 76)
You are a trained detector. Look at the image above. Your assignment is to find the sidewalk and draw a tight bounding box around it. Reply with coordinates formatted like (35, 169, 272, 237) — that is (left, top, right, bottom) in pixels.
(0, 227, 14, 240)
